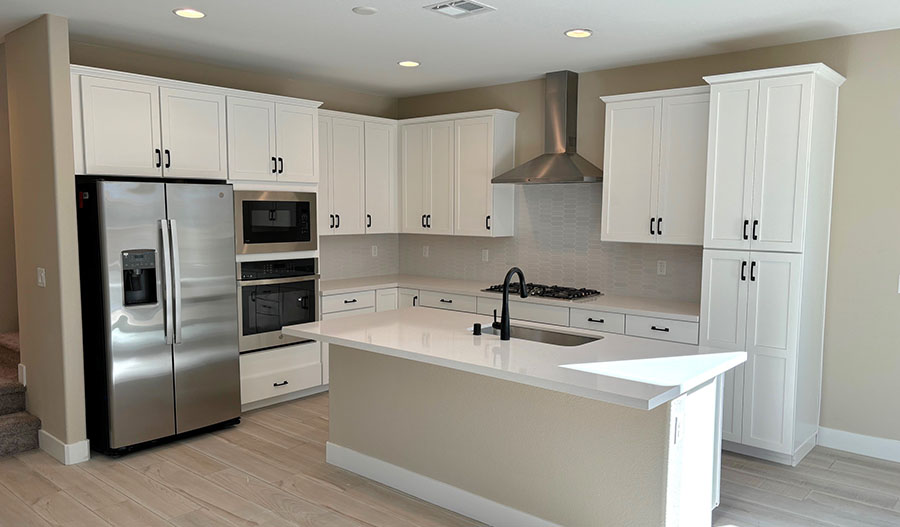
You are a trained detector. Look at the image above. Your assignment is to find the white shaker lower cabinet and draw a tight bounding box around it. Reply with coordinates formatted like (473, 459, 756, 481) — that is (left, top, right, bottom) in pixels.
(375, 288, 399, 311)
(600, 87, 709, 245)
(239, 343, 322, 408)
(399, 288, 419, 308)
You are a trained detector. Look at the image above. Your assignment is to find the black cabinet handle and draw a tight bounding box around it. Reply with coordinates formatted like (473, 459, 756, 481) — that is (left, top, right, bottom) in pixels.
(650, 326, 670, 333)
(750, 261, 757, 281)
(155, 148, 161, 168)
(486, 215, 491, 230)
(278, 157, 284, 174)
(743, 220, 749, 240)
(164, 149, 171, 169)
(412, 295, 417, 306)
(271, 156, 277, 174)
(330, 214, 335, 229)
(422, 214, 426, 228)
(587, 317, 605, 324)
(657, 217, 663, 236)
(335, 214, 340, 229)
(439, 298, 453, 304)
(273, 380, 289, 387)
(367, 214, 372, 228)
(741, 261, 747, 281)
(344, 299, 357, 304)
(650, 217, 656, 235)
(426, 214, 431, 228)
(752, 220, 759, 241)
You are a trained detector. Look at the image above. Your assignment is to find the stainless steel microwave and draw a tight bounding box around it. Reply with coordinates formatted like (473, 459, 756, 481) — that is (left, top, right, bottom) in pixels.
(234, 191, 317, 254)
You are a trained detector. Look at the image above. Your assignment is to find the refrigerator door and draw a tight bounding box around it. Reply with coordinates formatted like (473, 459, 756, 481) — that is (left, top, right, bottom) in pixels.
(97, 181, 176, 448)
(166, 183, 241, 433)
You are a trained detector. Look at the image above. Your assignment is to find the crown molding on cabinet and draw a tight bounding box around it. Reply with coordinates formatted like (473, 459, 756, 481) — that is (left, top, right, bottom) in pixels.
(703, 62, 846, 86)
(599, 85, 709, 103)
(399, 109, 519, 125)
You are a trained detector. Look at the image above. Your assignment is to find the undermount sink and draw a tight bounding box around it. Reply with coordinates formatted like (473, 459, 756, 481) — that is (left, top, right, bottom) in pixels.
(478, 325, 601, 347)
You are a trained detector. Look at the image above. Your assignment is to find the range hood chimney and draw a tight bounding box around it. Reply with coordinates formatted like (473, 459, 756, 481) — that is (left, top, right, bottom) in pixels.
(493, 70, 602, 184)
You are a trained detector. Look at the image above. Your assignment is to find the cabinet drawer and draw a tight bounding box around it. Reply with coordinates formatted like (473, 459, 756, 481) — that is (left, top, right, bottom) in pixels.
(322, 290, 376, 313)
(476, 297, 569, 327)
(240, 342, 322, 405)
(419, 290, 476, 313)
(570, 309, 625, 334)
(625, 315, 699, 344)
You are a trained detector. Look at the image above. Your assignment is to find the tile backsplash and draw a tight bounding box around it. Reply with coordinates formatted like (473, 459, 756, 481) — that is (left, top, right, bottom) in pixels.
(320, 184, 702, 302)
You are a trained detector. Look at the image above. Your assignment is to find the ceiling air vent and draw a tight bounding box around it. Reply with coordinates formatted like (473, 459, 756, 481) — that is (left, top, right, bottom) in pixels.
(425, 0, 495, 18)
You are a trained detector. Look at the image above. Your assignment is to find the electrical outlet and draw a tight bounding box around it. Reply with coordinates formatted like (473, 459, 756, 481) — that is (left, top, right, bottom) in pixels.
(371, 245, 378, 257)
(423, 245, 430, 258)
(36, 267, 46, 288)
(482, 249, 489, 262)
(657, 260, 667, 276)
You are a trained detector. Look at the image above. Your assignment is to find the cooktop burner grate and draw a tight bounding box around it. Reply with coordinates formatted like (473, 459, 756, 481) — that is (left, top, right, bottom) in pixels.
(481, 282, 603, 300)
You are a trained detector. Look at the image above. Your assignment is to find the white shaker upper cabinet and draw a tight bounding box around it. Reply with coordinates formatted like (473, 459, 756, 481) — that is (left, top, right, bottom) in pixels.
(401, 123, 428, 234)
(328, 118, 366, 235)
(426, 121, 455, 235)
(365, 122, 398, 234)
(226, 97, 277, 181)
(275, 103, 317, 183)
(318, 117, 333, 233)
(80, 75, 162, 177)
(750, 75, 812, 253)
(601, 97, 661, 244)
(656, 93, 710, 245)
(159, 87, 227, 180)
(454, 117, 493, 236)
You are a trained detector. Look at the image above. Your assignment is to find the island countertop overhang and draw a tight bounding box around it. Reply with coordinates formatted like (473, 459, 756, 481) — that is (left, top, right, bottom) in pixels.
(283, 308, 745, 410)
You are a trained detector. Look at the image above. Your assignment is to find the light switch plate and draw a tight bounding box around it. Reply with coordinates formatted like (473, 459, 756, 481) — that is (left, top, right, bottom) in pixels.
(657, 261, 667, 276)
(36, 267, 46, 288)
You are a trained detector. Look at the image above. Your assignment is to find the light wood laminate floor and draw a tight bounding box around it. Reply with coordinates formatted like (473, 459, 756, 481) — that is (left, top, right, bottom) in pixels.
(0, 392, 898, 526)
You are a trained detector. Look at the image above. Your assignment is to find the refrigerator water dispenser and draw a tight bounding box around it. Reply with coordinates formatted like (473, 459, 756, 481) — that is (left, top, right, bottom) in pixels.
(122, 249, 157, 306)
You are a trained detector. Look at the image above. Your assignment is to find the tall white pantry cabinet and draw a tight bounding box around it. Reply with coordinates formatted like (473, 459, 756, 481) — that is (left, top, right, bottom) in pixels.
(700, 64, 845, 466)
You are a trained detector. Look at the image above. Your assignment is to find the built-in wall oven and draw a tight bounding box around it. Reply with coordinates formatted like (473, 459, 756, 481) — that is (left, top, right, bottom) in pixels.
(234, 191, 317, 255)
(237, 258, 318, 352)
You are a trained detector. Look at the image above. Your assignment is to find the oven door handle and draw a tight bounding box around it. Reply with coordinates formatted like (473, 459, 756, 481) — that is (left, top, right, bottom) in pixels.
(237, 275, 320, 287)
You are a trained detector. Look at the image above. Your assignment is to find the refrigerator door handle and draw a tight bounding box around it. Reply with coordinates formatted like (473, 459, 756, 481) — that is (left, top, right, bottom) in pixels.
(170, 219, 183, 345)
(160, 219, 175, 345)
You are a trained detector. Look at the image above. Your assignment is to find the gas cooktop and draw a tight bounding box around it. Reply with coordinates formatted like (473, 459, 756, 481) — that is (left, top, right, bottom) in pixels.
(481, 282, 603, 301)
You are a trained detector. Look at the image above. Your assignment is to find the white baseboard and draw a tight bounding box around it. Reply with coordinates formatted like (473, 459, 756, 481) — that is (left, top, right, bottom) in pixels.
(39, 430, 90, 465)
(18, 363, 25, 386)
(722, 433, 816, 467)
(818, 427, 900, 463)
(326, 442, 556, 527)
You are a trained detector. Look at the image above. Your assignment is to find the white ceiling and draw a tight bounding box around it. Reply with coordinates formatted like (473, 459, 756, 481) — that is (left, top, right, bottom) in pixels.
(2, 0, 899, 97)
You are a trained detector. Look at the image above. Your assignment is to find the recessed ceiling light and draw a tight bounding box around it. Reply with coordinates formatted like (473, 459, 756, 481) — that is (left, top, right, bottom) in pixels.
(173, 8, 205, 19)
(398, 61, 420, 68)
(352, 6, 378, 15)
(565, 28, 592, 39)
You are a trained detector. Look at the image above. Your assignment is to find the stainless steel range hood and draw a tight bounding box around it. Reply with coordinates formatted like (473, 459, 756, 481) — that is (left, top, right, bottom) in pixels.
(493, 70, 602, 184)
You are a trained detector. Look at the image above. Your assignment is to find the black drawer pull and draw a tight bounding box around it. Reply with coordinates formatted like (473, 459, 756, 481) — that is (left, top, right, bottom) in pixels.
(650, 217, 656, 235)
(743, 219, 749, 240)
(752, 220, 759, 240)
(750, 261, 757, 282)
(587, 317, 605, 324)
(367, 214, 372, 228)
(164, 149, 171, 169)
(741, 261, 747, 281)
(486, 215, 491, 230)
(271, 156, 277, 174)
(412, 295, 417, 306)
(650, 326, 670, 332)
(344, 299, 358, 304)
(278, 157, 284, 174)
(439, 298, 453, 303)
(273, 380, 289, 387)
(155, 148, 161, 168)
(657, 217, 663, 235)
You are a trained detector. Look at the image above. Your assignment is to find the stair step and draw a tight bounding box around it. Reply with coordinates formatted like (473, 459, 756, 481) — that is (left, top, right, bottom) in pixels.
(0, 411, 40, 457)
(0, 332, 20, 353)
(0, 380, 26, 416)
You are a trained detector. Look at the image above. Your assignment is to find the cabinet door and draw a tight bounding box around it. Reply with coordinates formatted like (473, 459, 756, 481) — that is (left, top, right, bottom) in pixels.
(398, 289, 419, 308)
(742, 252, 801, 453)
(426, 121, 455, 235)
(657, 94, 709, 245)
(401, 124, 427, 233)
(375, 288, 399, 311)
(330, 118, 365, 235)
(750, 75, 812, 253)
(700, 249, 749, 350)
(81, 76, 162, 177)
(318, 117, 334, 234)
(226, 97, 276, 181)
(365, 122, 398, 234)
(160, 87, 227, 180)
(720, 365, 745, 443)
(601, 98, 661, 243)
(704, 81, 758, 250)
(275, 103, 317, 183)
(454, 117, 493, 236)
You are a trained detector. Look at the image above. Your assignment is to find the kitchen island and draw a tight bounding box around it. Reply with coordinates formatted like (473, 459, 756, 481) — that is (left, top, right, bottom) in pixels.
(284, 307, 745, 526)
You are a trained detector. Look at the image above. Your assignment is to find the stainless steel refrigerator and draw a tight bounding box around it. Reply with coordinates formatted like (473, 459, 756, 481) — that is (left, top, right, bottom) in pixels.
(77, 179, 240, 453)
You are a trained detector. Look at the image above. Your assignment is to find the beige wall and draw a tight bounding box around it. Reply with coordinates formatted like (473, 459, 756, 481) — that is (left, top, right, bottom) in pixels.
(0, 45, 17, 333)
(68, 41, 398, 118)
(400, 29, 900, 442)
(5, 15, 86, 444)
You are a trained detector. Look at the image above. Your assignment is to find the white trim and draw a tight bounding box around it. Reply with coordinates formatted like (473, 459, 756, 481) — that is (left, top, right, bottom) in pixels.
(703, 63, 846, 87)
(722, 433, 816, 467)
(318, 109, 398, 125)
(600, 85, 709, 103)
(18, 363, 25, 386)
(326, 442, 557, 527)
(818, 427, 900, 464)
(241, 384, 328, 412)
(39, 430, 90, 465)
(399, 109, 519, 125)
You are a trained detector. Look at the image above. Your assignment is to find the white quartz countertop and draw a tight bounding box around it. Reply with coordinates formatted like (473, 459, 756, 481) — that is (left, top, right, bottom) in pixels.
(319, 274, 700, 322)
(284, 308, 744, 410)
